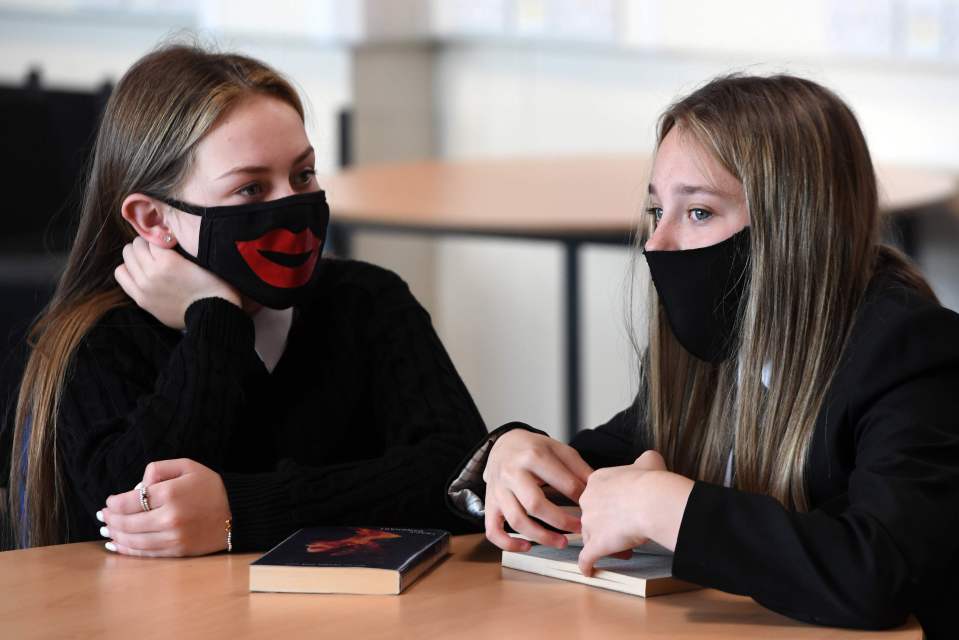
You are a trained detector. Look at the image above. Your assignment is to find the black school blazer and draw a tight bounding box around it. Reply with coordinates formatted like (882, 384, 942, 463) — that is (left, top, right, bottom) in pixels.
(453, 274, 959, 638)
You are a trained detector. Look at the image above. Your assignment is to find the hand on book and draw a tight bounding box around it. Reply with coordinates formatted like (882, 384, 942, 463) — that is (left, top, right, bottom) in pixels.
(483, 429, 593, 552)
(98, 458, 232, 557)
(577, 451, 694, 577)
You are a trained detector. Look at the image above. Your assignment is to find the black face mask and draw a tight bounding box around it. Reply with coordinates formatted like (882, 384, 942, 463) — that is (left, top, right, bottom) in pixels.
(643, 227, 751, 363)
(154, 190, 330, 309)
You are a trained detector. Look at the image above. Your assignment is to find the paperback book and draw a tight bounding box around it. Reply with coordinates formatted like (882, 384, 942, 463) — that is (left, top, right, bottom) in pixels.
(250, 526, 450, 595)
(502, 534, 698, 598)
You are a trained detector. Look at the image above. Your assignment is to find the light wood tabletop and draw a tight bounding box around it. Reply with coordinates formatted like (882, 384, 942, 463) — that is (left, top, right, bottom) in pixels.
(0, 533, 920, 639)
(321, 155, 957, 236)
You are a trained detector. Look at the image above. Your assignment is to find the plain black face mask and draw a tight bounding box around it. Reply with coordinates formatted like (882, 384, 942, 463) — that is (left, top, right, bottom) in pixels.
(154, 190, 330, 310)
(643, 227, 751, 363)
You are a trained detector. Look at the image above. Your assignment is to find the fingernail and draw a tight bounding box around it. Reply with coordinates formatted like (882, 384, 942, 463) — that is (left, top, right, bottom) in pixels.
(95, 511, 104, 523)
(99, 526, 110, 538)
(105, 542, 117, 553)
(135, 481, 143, 490)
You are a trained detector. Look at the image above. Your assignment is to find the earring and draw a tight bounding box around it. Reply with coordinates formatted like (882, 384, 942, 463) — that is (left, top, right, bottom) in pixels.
(163, 234, 173, 244)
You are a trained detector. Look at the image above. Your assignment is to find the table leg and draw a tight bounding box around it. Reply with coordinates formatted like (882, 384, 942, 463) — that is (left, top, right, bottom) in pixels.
(328, 223, 354, 260)
(892, 213, 919, 259)
(564, 240, 581, 441)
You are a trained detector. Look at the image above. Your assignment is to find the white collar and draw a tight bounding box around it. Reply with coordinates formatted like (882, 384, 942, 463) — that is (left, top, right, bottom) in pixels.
(251, 306, 293, 373)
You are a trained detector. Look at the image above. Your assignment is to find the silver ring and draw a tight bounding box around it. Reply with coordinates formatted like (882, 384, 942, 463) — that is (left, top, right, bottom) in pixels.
(138, 484, 151, 512)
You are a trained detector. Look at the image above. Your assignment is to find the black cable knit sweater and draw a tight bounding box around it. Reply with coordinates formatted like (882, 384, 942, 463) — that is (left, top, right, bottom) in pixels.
(56, 259, 486, 550)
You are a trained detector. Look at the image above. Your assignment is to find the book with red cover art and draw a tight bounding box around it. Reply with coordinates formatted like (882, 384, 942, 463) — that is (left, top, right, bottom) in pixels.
(249, 526, 450, 595)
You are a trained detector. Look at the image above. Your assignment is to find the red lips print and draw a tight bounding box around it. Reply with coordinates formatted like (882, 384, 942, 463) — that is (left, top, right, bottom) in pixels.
(235, 228, 320, 288)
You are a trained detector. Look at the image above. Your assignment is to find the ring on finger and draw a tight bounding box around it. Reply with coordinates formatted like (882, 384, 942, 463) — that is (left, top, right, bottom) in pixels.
(138, 484, 152, 512)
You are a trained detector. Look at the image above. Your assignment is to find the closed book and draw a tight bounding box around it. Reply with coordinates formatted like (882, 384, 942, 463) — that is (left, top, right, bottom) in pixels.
(250, 526, 450, 595)
(502, 535, 699, 598)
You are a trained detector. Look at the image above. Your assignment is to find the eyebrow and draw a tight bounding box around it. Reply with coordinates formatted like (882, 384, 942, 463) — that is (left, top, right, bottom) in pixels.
(648, 183, 726, 198)
(216, 146, 315, 180)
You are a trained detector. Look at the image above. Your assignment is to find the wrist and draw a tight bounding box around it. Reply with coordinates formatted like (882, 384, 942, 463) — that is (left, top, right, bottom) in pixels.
(636, 471, 694, 551)
(198, 291, 241, 309)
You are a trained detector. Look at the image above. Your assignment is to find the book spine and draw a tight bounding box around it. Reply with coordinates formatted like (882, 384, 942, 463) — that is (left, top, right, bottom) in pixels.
(397, 532, 450, 574)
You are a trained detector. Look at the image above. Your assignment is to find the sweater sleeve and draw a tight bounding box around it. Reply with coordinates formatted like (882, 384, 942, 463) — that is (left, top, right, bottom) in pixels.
(58, 298, 262, 517)
(672, 306, 959, 630)
(443, 394, 647, 524)
(569, 392, 647, 469)
(221, 277, 489, 551)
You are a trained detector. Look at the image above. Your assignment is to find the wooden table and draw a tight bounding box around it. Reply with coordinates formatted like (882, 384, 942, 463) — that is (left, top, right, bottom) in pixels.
(0, 534, 920, 639)
(322, 156, 958, 438)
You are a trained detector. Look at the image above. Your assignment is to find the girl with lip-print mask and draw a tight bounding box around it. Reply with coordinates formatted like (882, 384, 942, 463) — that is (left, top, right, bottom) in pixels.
(5, 43, 487, 556)
(447, 75, 959, 637)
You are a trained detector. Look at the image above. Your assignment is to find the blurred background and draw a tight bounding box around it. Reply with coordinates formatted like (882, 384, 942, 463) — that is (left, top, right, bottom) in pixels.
(1, 0, 957, 443)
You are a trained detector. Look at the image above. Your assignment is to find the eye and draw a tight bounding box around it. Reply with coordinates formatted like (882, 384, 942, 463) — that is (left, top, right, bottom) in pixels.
(646, 207, 664, 222)
(295, 168, 316, 186)
(690, 208, 712, 222)
(236, 182, 262, 197)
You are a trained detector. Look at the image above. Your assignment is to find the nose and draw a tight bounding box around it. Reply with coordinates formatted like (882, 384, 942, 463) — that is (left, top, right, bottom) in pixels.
(276, 186, 298, 199)
(644, 218, 680, 252)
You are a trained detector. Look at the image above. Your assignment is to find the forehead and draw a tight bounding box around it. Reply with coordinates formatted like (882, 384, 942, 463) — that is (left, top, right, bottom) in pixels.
(191, 93, 308, 175)
(650, 126, 741, 197)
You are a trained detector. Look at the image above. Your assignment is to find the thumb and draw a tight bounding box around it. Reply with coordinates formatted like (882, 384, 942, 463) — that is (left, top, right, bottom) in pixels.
(578, 544, 601, 578)
(142, 458, 193, 486)
(554, 446, 595, 485)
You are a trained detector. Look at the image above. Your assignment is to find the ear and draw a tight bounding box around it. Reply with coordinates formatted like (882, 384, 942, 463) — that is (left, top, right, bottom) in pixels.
(120, 193, 177, 248)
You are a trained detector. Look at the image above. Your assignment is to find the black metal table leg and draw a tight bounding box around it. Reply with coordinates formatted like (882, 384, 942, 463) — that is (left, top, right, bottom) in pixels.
(328, 223, 354, 259)
(564, 239, 581, 441)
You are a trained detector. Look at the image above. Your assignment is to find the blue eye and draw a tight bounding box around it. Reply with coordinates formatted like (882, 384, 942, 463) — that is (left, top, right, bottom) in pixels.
(691, 208, 712, 222)
(646, 207, 664, 222)
(296, 168, 316, 185)
(237, 182, 262, 197)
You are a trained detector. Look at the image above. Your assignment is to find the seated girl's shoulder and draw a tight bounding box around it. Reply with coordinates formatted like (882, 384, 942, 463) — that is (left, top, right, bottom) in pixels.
(79, 302, 172, 359)
(847, 274, 959, 378)
(312, 259, 414, 303)
(860, 275, 959, 339)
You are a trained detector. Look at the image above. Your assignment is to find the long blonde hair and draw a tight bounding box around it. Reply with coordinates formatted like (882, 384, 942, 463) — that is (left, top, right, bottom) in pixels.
(8, 43, 304, 547)
(636, 75, 935, 510)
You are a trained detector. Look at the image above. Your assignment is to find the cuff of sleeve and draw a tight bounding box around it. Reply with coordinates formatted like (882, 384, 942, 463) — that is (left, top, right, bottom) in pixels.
(183, 297, 255, 354)
(222, 472, 295, 552)
(445, 422, 548, 523)
(671, 480, 730, 589)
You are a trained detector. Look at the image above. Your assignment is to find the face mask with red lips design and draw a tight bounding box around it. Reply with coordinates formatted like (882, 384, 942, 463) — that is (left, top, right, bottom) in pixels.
(152, 190, 330, 309)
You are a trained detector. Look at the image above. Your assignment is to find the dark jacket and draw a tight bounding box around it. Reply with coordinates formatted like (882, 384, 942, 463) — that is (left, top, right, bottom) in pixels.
(452, 274, 959, 638)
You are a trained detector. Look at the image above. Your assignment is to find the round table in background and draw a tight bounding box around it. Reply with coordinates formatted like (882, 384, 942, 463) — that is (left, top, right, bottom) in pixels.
(322, 156, 958, 439)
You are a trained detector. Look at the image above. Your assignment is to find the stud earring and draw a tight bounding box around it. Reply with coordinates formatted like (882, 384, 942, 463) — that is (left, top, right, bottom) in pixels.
(163, 234, 173, 243)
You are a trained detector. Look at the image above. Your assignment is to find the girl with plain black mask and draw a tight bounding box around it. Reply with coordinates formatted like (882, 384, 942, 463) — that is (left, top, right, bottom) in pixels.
(7, 44, 486, 555)
(449, 75, 959, 637)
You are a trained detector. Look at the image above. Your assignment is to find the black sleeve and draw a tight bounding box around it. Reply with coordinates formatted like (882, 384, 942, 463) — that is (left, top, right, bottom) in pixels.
(57, 298, 263, 517)
(444, 392, 649, 524)
(672, 306, 959, 630)
(222, 278, 489, 550)
(569, 392, 647, 469)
